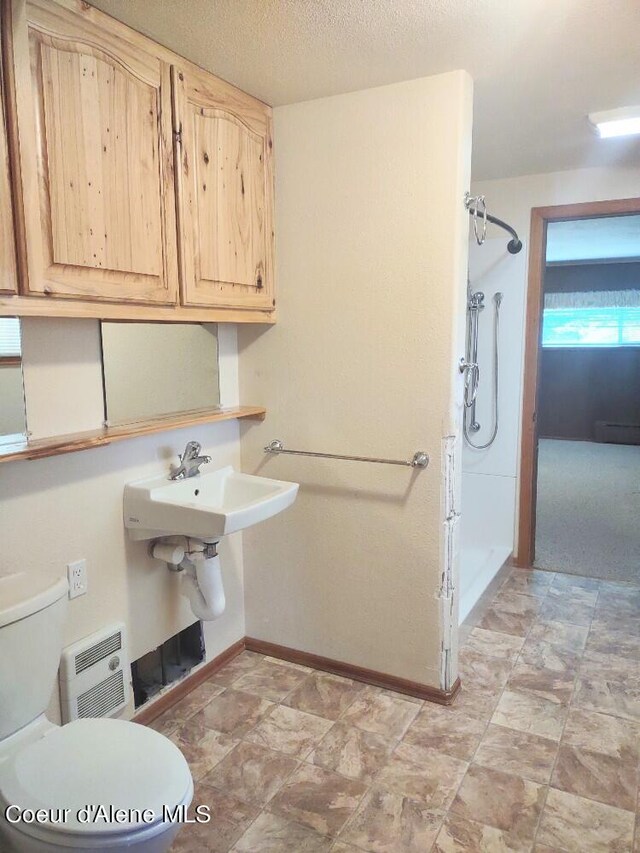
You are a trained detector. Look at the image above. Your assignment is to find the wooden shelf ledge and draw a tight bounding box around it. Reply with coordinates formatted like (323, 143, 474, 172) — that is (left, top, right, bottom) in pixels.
(0, 406, 266, 463)
(0, 295, 276, 324)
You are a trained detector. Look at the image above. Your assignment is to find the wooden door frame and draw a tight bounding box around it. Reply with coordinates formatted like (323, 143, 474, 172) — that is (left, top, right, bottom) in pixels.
(514, 195, 640, 568)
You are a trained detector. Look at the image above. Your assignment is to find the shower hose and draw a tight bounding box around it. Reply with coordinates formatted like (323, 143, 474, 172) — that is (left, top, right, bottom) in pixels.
(464, 292, 502, 450)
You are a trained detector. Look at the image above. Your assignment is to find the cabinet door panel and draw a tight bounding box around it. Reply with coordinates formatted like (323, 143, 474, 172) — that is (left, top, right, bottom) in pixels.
(174, 67, 274, 311)
(39, 44, 163, 278)
(14, 1, 178, 304)
(194, 110, 264, 289)
(0, 15, 19, 295)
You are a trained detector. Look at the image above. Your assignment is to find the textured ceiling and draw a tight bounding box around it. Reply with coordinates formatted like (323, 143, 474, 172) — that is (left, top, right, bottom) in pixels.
(91, 0, 640, 180)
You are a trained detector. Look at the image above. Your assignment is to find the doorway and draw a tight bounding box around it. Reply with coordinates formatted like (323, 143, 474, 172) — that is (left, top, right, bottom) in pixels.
(516, 197, 640, 580)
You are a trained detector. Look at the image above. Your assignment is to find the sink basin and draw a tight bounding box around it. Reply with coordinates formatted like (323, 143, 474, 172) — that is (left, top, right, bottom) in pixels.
(124, 466, 299, 540)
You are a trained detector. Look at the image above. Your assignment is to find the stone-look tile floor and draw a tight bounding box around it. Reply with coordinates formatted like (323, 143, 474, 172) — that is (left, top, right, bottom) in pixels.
(159, 566, 640, 852)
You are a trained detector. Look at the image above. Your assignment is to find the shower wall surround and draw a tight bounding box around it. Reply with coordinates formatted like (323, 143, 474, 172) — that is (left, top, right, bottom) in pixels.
(460, 238, 526, 620)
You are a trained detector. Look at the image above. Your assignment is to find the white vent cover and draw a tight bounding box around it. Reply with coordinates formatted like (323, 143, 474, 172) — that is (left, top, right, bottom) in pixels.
(59, 623, 129, 723)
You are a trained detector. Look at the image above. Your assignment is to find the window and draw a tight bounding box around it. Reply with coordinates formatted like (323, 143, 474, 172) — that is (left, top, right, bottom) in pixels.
(0, 317, 21, 358)
(542, 305, 640, 348)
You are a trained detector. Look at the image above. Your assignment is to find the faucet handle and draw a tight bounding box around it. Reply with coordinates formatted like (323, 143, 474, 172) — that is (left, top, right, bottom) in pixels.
(181, 440, 201, 461)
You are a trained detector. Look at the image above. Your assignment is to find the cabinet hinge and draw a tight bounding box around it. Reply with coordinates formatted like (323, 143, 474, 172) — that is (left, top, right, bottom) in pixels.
(173, 125, 183, 145)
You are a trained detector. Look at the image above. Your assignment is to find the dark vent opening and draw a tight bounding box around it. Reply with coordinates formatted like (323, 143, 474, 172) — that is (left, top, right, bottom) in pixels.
(131, 622, 205, 710)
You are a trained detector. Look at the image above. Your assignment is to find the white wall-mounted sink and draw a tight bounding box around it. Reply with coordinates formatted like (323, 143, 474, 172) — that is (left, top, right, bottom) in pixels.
(124, 466, 299, 541)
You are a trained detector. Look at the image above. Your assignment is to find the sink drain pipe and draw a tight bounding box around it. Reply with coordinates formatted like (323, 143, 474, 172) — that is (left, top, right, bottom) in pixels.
(151, 537, 226, 621)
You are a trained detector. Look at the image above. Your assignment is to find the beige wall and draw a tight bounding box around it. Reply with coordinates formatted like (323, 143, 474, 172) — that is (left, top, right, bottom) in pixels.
(1, 319, 245, 723)
(0, 364, 26, 436)
(238, 72, 473, 690)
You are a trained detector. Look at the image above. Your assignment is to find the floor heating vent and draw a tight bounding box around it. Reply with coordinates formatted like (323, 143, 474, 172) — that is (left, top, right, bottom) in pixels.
(59, 623, 129, 722)
(595, 421, 640, 445)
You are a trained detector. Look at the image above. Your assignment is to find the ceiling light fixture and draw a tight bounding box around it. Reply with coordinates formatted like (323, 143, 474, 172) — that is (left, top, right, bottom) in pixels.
(588, 106, 640, 139)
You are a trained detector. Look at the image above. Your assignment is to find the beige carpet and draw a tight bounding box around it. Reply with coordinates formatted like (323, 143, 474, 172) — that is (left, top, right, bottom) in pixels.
(535, 438, 640, 582)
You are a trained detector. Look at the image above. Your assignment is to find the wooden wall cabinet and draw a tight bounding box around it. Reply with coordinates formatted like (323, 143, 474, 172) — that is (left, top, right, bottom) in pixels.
(2, 0, 275, 322)
(172, 65, 275, 312)
(13, 0, 179, 305)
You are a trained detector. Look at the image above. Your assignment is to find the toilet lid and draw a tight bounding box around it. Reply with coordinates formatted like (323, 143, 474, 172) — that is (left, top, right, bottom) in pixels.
(0, 718, 192, 837)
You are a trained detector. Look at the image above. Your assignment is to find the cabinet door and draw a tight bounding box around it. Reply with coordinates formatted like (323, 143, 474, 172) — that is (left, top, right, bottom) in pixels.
(0, 10, 18, 296)
(12, 0, 178, 304)
(172, 65, 274, 311)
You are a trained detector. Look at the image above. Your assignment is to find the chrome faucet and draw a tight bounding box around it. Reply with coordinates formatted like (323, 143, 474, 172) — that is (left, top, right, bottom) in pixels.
(170, 441, 212, 480)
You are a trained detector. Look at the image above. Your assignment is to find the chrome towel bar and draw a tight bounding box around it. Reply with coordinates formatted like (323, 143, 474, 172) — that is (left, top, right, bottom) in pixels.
(264, 439, 429, 469)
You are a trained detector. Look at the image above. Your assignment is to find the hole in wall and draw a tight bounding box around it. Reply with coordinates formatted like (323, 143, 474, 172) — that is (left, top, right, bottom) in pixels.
(131, 622, 205, 709)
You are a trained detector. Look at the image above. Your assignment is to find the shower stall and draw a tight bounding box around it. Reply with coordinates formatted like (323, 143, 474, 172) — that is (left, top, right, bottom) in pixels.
(459, 194, 524, 621)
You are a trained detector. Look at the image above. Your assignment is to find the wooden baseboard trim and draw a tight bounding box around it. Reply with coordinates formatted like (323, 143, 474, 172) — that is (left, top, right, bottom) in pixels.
(132, 638, 246, 725)
(133, 636, 461, 725)
(245, 637, 460, 705)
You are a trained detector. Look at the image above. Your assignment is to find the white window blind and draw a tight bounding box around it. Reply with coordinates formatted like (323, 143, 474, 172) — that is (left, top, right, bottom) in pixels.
(0, 317, 22, 357)
(542, 289, 640, 348)
(542, 306, 640, 347)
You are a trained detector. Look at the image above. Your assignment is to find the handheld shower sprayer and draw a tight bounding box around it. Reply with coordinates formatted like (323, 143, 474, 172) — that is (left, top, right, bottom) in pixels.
(463, 290, 503, 449)
(462, 193, 518, 451)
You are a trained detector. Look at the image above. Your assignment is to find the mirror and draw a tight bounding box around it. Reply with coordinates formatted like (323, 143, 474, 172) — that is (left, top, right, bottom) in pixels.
(101, 322, 220, 425)
(0, 317, 27, 442)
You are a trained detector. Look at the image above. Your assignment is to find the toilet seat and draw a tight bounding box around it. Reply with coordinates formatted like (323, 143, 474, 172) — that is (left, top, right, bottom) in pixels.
(0, 717, 193, 848)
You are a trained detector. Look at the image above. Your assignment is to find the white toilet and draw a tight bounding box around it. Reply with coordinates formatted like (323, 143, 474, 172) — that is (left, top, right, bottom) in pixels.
(0, 571, 194, 852)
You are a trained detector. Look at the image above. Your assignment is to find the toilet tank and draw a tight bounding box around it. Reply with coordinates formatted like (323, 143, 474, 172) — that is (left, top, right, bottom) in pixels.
(0, 572, 68, 739)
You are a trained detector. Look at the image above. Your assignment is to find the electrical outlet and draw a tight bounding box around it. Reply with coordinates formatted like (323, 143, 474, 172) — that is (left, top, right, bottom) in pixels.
(67, 559, 88, 599)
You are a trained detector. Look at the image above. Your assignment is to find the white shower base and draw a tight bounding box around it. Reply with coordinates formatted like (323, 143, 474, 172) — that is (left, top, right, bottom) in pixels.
(458, 544, 512, 624)
(459, 470, 516, 624)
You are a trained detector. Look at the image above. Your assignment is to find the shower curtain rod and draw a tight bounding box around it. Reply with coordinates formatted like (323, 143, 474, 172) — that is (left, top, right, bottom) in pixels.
(467, 206, 523, 254)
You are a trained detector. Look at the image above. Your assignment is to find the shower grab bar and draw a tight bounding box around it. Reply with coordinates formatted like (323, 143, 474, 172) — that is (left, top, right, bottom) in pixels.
(264, 439, 429, 469)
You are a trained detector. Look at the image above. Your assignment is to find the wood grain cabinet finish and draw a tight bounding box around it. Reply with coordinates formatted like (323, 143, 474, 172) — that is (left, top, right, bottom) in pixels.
(2, 0, 275, 320)
(0, 10, 19, 295)
(12, 0, 179, 304)
(172, 64, 275, 311)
